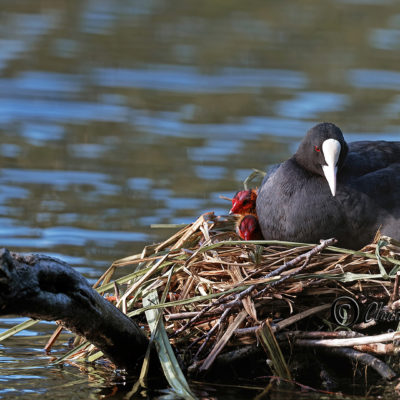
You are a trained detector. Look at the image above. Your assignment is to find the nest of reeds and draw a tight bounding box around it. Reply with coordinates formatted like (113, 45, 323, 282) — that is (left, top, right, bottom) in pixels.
(77, 211, 400, 390)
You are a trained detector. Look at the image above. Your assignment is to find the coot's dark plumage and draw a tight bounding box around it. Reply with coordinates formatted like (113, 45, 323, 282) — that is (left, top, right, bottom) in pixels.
(256, 122, 400, 249)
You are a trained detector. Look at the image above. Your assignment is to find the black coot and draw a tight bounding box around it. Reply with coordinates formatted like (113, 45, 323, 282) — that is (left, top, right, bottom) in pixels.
(256, 122, 400, 249)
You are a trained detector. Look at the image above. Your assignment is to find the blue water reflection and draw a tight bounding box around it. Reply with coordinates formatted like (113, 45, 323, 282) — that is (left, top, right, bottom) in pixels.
(16, 72, 81, 94)
(95, 66, 308, 93)
(194, 165, 228, 180)
(21, 124, 65, 144)
(0, 40, 28, 72)
(1, 169, 117, 193)
(43, 226, 149, 245)
(370, 28, 400, 50)
(188, 139, 241, 162)
(276, 92, 349, 119)
(349, 69, 400, 89)
(0, 98, 129, 123)
(134, 114, 311, 139)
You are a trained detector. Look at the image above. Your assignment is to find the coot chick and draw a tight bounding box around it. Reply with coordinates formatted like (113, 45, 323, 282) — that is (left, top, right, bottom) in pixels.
(256, 122, 400, 249)
(236, 214, 263, 241)
(229, 189, 258, 215)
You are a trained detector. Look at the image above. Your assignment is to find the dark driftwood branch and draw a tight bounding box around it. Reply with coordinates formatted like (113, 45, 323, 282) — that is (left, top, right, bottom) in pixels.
(322, 347, 396, 381)
(292, 334, 396, 380)
(0, 248, 149, 371)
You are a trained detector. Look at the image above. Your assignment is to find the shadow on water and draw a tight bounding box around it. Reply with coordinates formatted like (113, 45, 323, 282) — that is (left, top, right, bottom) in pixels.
(1, 0, 400, 398)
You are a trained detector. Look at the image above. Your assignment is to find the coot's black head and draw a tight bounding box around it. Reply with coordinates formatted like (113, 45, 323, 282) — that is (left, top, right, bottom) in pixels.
(293, 122, 348, 196)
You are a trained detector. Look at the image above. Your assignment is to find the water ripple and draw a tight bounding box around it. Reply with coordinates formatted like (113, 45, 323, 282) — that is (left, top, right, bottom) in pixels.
(94, 65, 307, 93)
(276, 92, 349, 118)
(349, 69, 400, 90)
(1, 169, 118, 194)
(0, 98, 129, 123)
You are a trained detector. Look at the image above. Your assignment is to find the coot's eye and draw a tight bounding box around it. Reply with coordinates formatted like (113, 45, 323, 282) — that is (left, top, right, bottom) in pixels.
(314, 145, 320, 152)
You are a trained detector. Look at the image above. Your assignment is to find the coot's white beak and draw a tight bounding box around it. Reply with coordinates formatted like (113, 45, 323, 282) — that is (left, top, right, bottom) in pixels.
(321, 139, 341, 196)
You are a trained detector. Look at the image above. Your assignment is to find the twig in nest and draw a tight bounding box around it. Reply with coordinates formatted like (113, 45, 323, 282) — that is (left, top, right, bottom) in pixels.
(263, 238, 337, 281)
(168, 293, 235, 339)
(354, 343, 399, 356)
(219, 195, 233, 202)
(389, 271, 400, 308)
(189, 305, 232, 358)
(277, 329, 364, 340)
(165, 311, 220, 320)
(295, 331, 400, 348)
(199, 310, 248, 371)
(250, 238, 337, 300)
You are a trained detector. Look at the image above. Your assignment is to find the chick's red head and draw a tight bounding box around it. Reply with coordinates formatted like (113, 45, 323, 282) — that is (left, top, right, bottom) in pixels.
(229, 189, 257, 215)
(237, 214, 263, 240)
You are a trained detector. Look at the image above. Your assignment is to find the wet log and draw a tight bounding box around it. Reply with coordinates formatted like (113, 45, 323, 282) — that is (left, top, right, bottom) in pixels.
(0, 248, 149, 371)
(322, 347, 396, 381)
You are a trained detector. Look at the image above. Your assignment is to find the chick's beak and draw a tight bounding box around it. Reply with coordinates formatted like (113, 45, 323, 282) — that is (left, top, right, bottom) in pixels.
(229, 200, 238, 215)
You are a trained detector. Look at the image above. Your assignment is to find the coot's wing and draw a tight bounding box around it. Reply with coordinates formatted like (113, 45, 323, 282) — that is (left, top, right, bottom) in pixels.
(344, 141, 400, 176)
(260, 163, 281, 187)
(350, 164, 400, 216)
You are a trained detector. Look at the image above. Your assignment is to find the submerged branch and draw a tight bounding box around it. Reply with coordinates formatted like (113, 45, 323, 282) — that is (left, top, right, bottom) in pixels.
(322, 347, 396, 380)
(0, 248, 149, 371)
